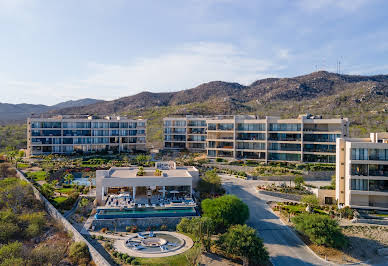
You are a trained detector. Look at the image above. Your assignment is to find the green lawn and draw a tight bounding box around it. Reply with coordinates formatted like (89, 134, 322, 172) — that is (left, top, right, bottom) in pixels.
(17, 163, 30, 169)
(53, 196, 68, 204)
(26, 171, 47, 181)
(133, 243, 200, 266)
(56, 187, 74, 194)
(374, 213, 388, 217)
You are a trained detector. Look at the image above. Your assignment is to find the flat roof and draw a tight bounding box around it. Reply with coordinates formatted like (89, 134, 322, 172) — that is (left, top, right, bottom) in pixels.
(104, 167, 193, 179)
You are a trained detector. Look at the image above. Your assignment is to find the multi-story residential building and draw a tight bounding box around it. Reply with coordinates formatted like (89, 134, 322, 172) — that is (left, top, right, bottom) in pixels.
(336, 133, 388, 210)
(163, 116, 207, 151)
(27, 115, 147, 156)
(206, 114, 349, 163)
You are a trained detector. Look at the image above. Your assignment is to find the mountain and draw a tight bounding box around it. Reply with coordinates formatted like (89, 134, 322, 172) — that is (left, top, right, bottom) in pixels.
(47, 71, 388, 147)
(0, 98, 103, 123)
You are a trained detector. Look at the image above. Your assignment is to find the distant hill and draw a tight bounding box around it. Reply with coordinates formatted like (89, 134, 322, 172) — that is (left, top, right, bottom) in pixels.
(0, 98, 103, 123)
(48, 71, 388, 147)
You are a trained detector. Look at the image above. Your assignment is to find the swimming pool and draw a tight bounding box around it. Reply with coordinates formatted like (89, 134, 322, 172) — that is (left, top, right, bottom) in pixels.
(95, 207, 197, 219)
(71, 178, 95, 186)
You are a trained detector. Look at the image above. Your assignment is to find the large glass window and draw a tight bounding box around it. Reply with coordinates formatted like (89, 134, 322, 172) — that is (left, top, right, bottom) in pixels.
(303, 154, 335, 163)
(369, 149, 388, 161)
(351, 148, 368, 160)
(208, 123, 217, 130)
(164, 121, 172, 127)
(269, 123, 301, 131)
(237, 123, 265, 131)
(269, 143, 301, 151)
(351, 179, 368, 191)
(351, 164, 368, 176)
(237, 142, 265, 150)
(369, 180, 388, 192)
(174, 120, 186, 127)
(369, 164, 388, 177)
(188, 120, 206, 127)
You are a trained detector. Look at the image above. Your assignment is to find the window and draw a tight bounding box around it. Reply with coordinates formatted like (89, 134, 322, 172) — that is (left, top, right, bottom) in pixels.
(350, 179, 368, 191)
(351, 148, 368, 160)
(269, 123, 301, 131)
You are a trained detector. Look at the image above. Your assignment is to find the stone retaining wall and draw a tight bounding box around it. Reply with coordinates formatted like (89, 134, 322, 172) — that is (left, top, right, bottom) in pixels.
(92, 216, 196, 231)
(16, 170, 111, 266)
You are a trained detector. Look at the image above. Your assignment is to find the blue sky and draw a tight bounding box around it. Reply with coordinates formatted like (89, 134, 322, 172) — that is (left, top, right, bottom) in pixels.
(0, 0, 387, 105)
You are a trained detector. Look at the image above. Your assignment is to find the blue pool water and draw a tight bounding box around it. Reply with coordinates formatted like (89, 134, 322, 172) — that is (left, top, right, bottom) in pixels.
(71, 178, 95, 186)
(95, 207, 197, 219)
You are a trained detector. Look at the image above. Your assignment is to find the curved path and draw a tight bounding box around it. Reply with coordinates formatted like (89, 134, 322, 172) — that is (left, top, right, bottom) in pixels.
(113, 231, 193, 258)
(221, 175, 331, 266)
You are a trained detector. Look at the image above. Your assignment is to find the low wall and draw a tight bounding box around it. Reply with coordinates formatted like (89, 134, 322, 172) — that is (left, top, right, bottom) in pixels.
(353, 218, 388, 226)
(258, 190, 302, 201)
(17, 170, 111, 266)
(92, 216, 196, 231)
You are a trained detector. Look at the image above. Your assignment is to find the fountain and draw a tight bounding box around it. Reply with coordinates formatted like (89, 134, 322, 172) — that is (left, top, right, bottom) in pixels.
(124, 232, 184, 253)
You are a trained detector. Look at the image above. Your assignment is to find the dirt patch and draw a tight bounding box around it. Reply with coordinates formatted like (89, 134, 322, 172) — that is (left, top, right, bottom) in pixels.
(199, 252, 241, 266)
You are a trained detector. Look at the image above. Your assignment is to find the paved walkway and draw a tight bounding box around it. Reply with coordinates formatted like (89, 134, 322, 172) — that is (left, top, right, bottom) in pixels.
(221, 175, 332, 266)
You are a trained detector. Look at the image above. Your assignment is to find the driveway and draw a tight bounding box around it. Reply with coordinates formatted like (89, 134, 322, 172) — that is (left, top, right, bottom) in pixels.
(221, 175, 330, 266)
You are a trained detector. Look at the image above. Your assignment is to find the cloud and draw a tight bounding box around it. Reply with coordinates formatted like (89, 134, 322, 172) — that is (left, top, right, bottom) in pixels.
(0, 42, 282, 105)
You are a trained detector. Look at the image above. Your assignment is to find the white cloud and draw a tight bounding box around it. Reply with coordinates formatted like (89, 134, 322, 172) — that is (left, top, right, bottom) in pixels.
(0, 42, 282, 105)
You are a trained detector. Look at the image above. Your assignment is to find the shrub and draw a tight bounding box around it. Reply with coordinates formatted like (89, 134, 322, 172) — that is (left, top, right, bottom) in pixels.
(0, 241, 23, 264)
(160, 224, 168, 231)
(217, 224, 269, 265)
(294, 175, 304, 188)
(301, 195, 319, 207)
(201, 195, 249, 232)
(338, 206, 354, 219)
(69, 242, 91, 265)
(292, 214, 347, 248)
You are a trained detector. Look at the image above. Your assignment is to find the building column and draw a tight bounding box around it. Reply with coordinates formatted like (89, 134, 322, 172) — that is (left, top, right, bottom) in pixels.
(163, 186, 166, 198)
(133, 186, 136, 201)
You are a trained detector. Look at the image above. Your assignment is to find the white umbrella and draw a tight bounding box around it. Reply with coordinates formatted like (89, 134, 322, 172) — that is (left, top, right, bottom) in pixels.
(169, 190, 179, 194)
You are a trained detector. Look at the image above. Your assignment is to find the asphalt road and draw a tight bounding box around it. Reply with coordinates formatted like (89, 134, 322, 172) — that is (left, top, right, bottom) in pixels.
(221, 175, 331, 266)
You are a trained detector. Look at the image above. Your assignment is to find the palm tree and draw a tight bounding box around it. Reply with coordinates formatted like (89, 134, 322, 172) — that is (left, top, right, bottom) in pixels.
(64, 173, 74, 184)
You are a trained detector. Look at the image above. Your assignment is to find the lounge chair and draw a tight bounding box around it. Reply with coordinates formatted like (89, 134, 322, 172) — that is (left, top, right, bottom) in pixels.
(149, 231, 154, 237)
(160, 245, 168, 251)
(152, 204, 156, 207)
(145, 204, 150, 208)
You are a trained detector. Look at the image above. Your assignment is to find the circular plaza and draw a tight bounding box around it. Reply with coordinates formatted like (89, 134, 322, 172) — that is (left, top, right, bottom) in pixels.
(114, 231, 193, 258)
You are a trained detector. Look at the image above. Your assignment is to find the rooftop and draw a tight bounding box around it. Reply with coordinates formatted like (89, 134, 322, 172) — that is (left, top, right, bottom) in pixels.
(103, 165, 196, 179)
(29, 114, 146, 121)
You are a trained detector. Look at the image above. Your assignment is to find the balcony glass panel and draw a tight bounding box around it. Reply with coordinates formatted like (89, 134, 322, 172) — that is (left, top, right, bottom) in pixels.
(303, 154, 335, 163)
(236, 151, 265, 160)
(268, 133, 301, 141)
(208, 123, 217, 130)
(218, 123, 234, 130)
(188, 120, 206, 127)
(174, 121, 186, 127)
(268, 153, 301, 161)
(304, 144, 336, 153)
(63, 130, 91, 136)
(237, 133, 265, 140)
(109, 122, 119, 128)
(237, 142, 265, 150)
(303, 134, 340, 142)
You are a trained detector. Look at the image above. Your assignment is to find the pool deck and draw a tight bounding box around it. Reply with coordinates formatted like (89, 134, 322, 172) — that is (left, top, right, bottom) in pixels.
(111, 231, 194, 258)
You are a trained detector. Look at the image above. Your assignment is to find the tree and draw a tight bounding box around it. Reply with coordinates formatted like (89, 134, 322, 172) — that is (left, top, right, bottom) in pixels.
(217, 224, 269, 266)
(136, 154, 151, 166)
(198, 169, 224, 197)
(292, 214, 347, 248)
(294, 175, 304, 188)
(41, 183, 54, 199)
(64, 173, 74, 184)
(5, 147, 16, 167)
(201, 195, 249, 232)
(301, 195, 319, 207)
(0, 241, 23, 265)
(69, 242, 91, 265)
(18, 150, 25, 158)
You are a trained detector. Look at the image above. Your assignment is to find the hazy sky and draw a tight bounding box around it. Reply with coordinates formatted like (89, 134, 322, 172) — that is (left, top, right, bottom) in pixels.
(1, 0, 387, 105)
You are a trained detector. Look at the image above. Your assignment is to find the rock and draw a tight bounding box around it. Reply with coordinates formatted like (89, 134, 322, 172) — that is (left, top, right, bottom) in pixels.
(377, 248, 388, 256)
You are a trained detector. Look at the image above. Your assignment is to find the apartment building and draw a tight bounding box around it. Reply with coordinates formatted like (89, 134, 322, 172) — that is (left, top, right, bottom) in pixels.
(163, 116, 207, 151)
(206, 114, 349, 163)
(27, 115, 146, 156)
(336, 133, 388, 210)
